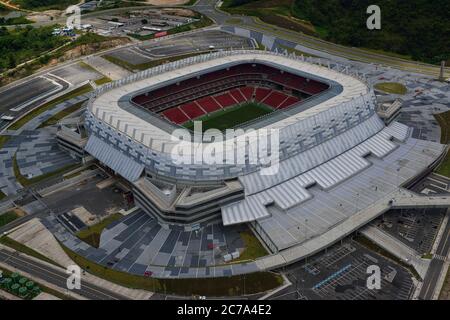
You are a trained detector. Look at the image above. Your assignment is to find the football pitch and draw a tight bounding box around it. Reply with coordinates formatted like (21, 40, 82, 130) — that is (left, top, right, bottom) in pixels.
(183, 102, 273, 132)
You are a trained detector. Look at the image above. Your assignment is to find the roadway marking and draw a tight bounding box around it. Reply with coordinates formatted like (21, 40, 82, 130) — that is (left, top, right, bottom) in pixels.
(0, 250, 123, 300)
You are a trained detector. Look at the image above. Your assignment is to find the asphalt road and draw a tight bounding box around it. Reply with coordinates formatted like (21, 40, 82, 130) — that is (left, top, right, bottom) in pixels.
(419, 218, 450, 299)
(193, 0, 450, 78)
(0, 249, 129, 300)
(0, 211, 46, 235)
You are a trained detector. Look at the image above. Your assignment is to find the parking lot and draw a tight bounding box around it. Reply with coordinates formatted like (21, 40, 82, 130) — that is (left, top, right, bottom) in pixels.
(372, 208, 445, 254)
(271, 241, 415, 300)
(138, 30, 256, 57)
(106, 30, 256, 68)
(82, 8, 197, 38)
(41, 175, 126, 217)
(410, 173, 450, 195)
(0, 76, 66, 116)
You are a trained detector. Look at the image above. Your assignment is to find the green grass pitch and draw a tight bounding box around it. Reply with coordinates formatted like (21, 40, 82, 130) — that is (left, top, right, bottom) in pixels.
(183, 102, 273, 132)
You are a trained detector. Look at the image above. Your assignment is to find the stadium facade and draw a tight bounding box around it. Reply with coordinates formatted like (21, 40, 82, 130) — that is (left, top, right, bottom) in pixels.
(69, 50, 444, 255)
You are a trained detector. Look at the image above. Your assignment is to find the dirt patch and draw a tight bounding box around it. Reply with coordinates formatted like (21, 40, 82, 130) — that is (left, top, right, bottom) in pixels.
(48, 37, 131, 65)
(11, 208, 26, 217)
(27, 9, 62, 23)
(161, 8, 195, 17)
(1, 37, 130, 88)
(7, 218, 76, 268)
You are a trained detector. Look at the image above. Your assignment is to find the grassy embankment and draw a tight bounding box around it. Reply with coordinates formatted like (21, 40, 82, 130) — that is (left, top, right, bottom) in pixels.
(103, 51, 206, 72)
(62, 242, 283, 297)
(373, 82, 408, 95)
(76, 213, 123, 248)
(433, 110, 450, 177)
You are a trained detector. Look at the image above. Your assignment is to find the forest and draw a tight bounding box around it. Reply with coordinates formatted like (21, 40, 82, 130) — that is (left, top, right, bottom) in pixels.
(0, 25, 68, 72)
(223, 0, 450, 64)
(12, 0, 79, 10)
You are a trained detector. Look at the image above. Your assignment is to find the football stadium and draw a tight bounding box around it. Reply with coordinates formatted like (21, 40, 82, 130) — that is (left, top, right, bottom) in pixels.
(69, 50, 445, 269)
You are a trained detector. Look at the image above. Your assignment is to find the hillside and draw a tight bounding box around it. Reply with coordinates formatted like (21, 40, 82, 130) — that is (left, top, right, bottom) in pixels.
(222, 0, 450, 65)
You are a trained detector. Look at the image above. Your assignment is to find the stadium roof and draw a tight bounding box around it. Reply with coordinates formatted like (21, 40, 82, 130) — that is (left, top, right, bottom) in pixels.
(89, 51, 369, 154)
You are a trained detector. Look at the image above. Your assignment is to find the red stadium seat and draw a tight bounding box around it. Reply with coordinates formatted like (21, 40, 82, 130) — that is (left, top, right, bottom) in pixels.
(278, 96, 300, 109)
(162, 107, 190, 124)
(229, 88, 246, 103)
(214, 92, 236, 108)
(180, 102, 205, 119)
(261, 91, 289, 108)
(254, 88, 272, 102)
(196, 96, 222, 113)
(239, 87, 254, 100)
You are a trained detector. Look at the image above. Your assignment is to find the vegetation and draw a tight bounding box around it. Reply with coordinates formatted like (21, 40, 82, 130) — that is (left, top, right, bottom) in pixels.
(0, 15, 32, 25)
(13, 152, 80, 187)
(0, 266, 71, 300)
(222, 0, 316, 35)
(103, 51, 206, 71)
(0, 268, 42, 299)
(0, 236, 60, 267)
(9, 83, 92, 130)
(62, 244, 283, 296)
(0, 135, 10, 149)
(373, 82, 408, 95)
(0, 190, 6, 200)
(94, 76, 112, 85)
(421, 253, 433, 259)
(222, 0, 450, 65)
(11, 0, 79, 11)
(1, 32, 125, 86)
(183, 102, 273, 132)
(0, 25, 69, 73)
(439, 266, 450, 300)
(38, 101, 85, 128)
(433, 110, 450, 177)
(233, 230, 268, 262)
(0, 212, 18, 227)
(62, 33, 114, 51)
(76, 213, 123, 248)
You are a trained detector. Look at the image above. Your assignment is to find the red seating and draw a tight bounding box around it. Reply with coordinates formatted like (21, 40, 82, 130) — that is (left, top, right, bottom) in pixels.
(254, 88, 272, 102)
(162, 107, 190, 124)
(130, 62, 331, 127)
(179, 102, 205, 119)
(132, 95, 151, 104)
(239, 87, 254, 100)
(278, 96, 300, 109)
(214, 92, 236, 108)
(303, 80, 329, 94)
(261, 91, 289, 108)
(197, 96, 221, 113)
(229, 88, 246, 103)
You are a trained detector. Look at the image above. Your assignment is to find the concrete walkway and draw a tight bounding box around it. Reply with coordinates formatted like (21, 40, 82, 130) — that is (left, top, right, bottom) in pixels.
(82, 56, 131, 80)
(360, 225, 430, 279)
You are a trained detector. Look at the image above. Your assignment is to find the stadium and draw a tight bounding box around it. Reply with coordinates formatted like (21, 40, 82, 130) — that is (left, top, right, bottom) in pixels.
(73, 50, 444, 262)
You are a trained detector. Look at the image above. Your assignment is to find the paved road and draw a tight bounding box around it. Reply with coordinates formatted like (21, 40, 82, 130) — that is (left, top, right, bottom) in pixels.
(0, 211, 46, 235)
(193, 0, 449, 78)
(0, 249, 128, 300)
(419, 216, 450, 299)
